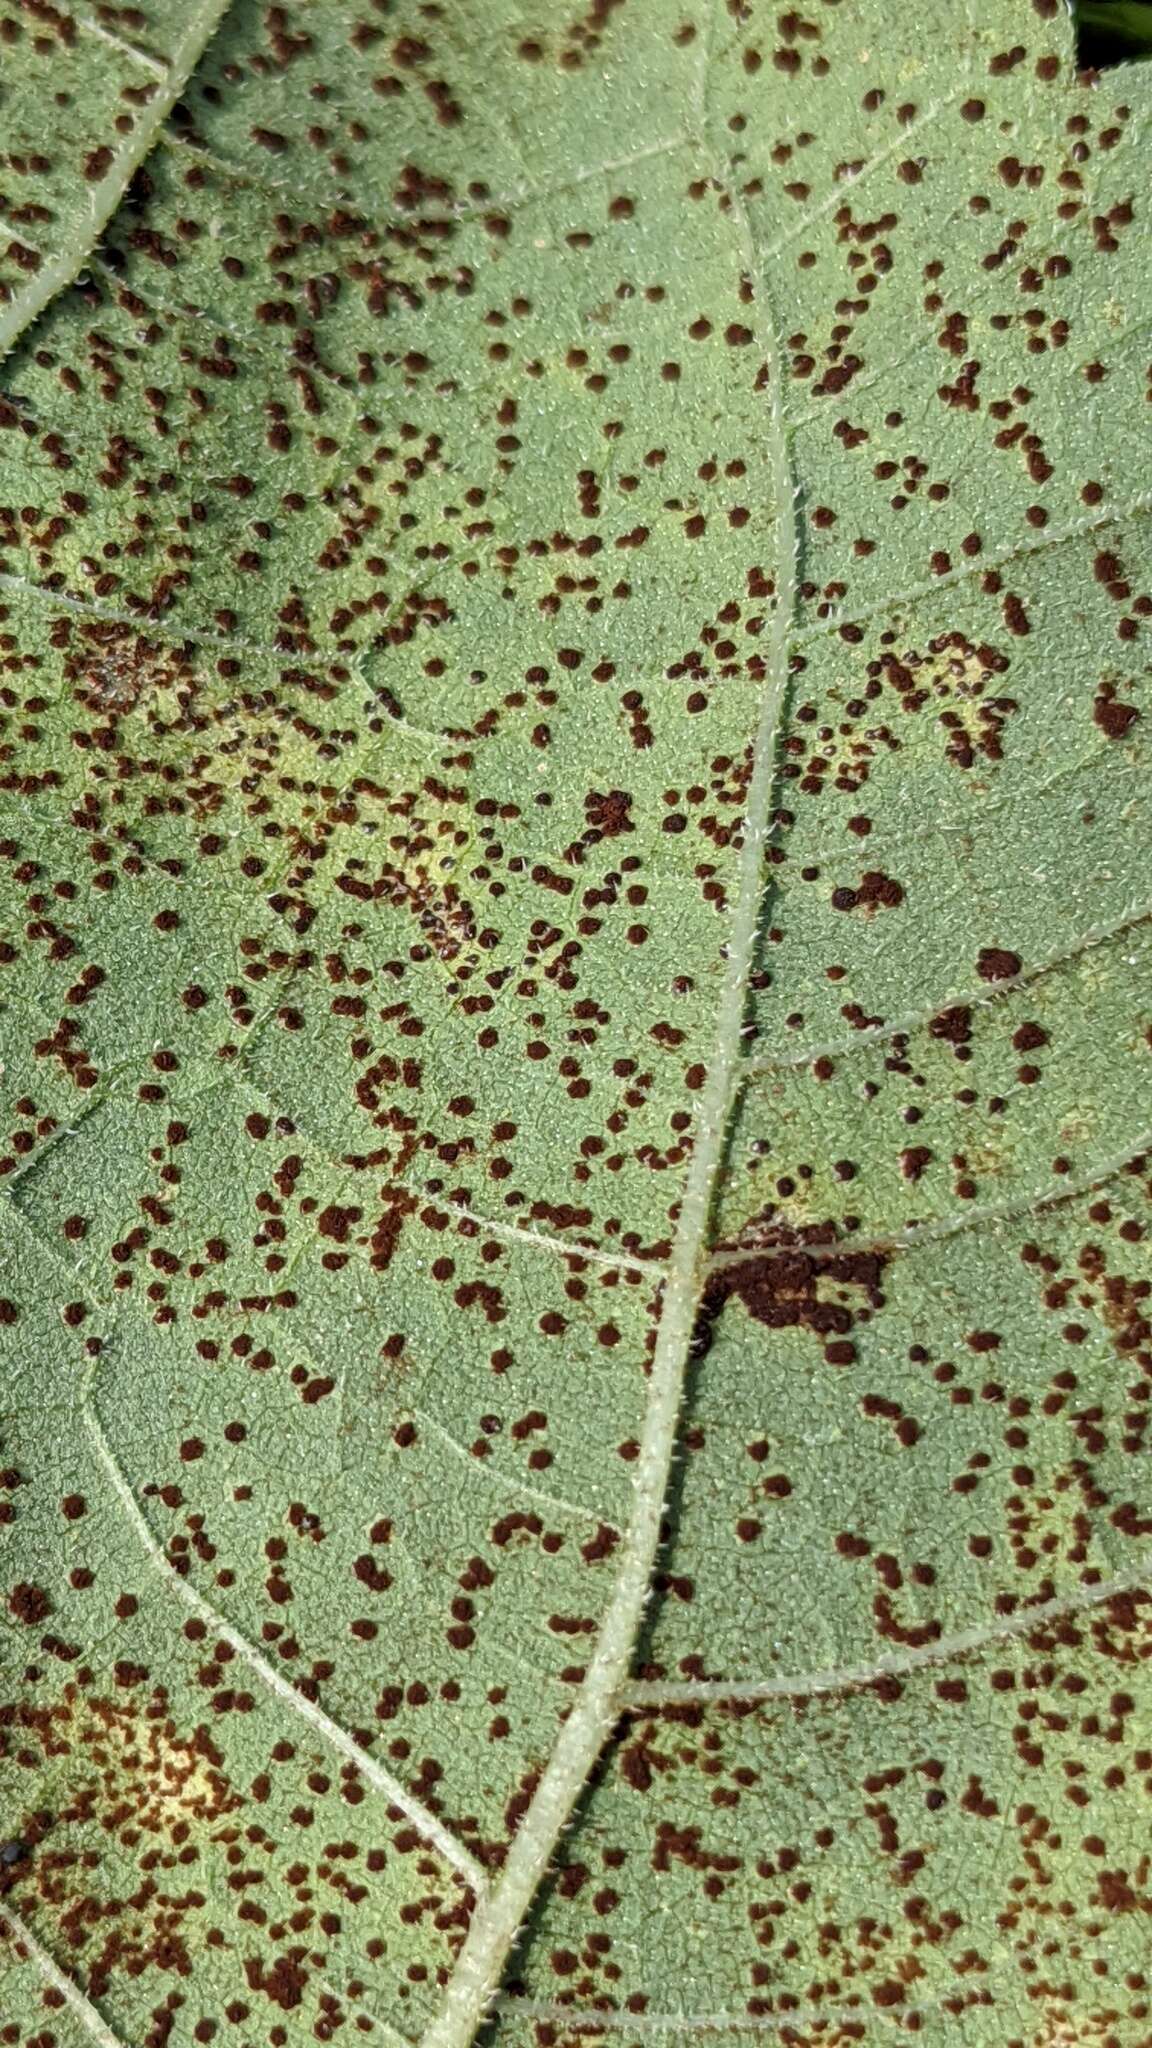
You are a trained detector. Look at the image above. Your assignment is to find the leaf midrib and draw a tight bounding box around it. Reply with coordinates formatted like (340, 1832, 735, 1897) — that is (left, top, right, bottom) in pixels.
(416, 160, 800, 2044)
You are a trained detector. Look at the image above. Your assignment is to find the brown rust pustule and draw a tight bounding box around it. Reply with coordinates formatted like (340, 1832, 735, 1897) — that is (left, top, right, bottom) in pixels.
(693, 1219, 889, 1365)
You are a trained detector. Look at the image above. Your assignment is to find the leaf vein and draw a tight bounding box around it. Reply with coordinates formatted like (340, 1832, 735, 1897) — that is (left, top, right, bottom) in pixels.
(709, 1127, 1152, 1276)
(81, 1374, 488, 1894)
(419, 166, 801, 2048)
(624, 1565, 1152, 1705)
(792, 495, 1152, 647)
(0, 0, 234, 362)
(744, 897, 1152, 1073)
(746, 91, 965, 267)
(0, 1908, 128, 2048)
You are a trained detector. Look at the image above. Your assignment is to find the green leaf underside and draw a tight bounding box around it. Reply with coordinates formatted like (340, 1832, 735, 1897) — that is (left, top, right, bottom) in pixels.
(0, 2, 1150, 2046)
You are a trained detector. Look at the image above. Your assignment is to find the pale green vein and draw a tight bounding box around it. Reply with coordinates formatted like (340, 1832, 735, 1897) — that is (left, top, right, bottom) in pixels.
(76, 13, 168, 79)
(420, 201, 801, 2048)
(709, 1126, 1152, 1277)
(407, 1404, 607, 1525)
(743, 897, 1152, 1073)
(494, 1999, 927, 2036)
(752, 90, 966, 265)
(0, 1908, 127, 2048)
(81, 1370, 488, 1895)
(0, 0, 234, 363)
(623, 1563, 1152, 1705)
(794, 494, 1152, 646)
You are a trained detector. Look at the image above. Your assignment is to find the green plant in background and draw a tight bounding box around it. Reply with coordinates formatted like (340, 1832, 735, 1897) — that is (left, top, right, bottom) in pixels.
(1076, 0, 1152, 63)
(0, 3, 1150, 2046)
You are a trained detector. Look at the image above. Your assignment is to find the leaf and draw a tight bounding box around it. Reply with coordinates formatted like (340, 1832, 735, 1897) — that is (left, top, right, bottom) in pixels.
(0, 3, 1150, 2046)
(0, 0, 231, 359)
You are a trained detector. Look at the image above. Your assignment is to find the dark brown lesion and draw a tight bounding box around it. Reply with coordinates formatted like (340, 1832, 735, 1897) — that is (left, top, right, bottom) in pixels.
(64, 620, 192, 714)
(0, 1676, 243, 1989)
(878, 633, 1018, 772)
(1093, 676, 1140, 741)
(693, 1216, 889, 1368)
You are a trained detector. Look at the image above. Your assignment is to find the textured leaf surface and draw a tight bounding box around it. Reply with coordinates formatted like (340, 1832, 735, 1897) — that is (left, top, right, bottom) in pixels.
(1, 3, 1151, 2046)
